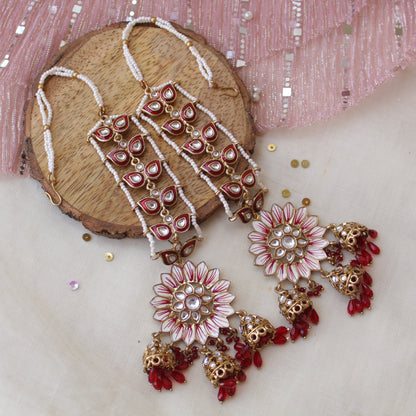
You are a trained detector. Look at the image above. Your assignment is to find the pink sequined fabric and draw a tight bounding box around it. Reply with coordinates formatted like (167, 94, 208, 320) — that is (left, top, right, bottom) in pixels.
(1, 0, 416, 174)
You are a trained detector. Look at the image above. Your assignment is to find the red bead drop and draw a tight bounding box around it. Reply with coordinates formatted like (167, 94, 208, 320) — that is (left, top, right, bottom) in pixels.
(363, 271, 373, 286)
(299, 328, 308, 338)
(275, 326, 288, 336)
(171, 371, 185, 383)
(360, 294, 371, 309)
(354, 299, 364, 313)
(161, 375, 172, 390)
(368, 242, 380, 255)
(290, 326, 300, 341)
(348, 299, 356, 315)
(253, 351, 263, 368)
(361, 284, 374, 299)
(236, 370, 246, 382)
(218, 387, 227, 402)
(148, 367, 158, 384)
(152, 377, 162, 391)
(240, 357, 252, 369)
(368, 229, 378, 239)
(310, 308, 319, 325)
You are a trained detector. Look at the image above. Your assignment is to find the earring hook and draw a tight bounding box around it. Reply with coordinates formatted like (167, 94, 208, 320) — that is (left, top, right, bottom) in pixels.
(211, 82, 239, 98)
(44, 173, 62, 206)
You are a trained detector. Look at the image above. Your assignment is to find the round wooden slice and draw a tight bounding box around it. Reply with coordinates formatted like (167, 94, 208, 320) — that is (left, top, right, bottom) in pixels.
(25, 22, 255, 239)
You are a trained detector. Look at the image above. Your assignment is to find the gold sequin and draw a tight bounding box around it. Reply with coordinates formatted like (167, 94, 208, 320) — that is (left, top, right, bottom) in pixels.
(105, 252, 114, 262)
(302, 198, 311, 206)
(301, 160, 310, 168)
(267, 144, 276, 152)
(290, 159, 299, 168)
(282, 189, 291, 198)
(82, 233, 91, 242)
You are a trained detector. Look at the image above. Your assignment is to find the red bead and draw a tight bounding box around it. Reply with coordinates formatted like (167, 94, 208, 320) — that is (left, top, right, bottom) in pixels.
(152, 377, 162, 391)
(273, 336, 287, 345)
(220, 345, 228, 352)
(310, 308, 319, 325)
(161, 375, 172, 390)
(236, 370, 246, 382)
(350, 260, 360, 267)
(361, 284, 373, 299)
(258, 333, 272, 346)
(227, 383, 236, 397)
(234, 342, 246, 351)
(218, 387, 228, 402)
(148, 367, 158, 384)
(290, 326, 300, 341)
(275, 326, 288, 337)
(363, 271, 373, 286)
(209, 339, 216, 346)
(220, 378, 236, 388)
(299, 328, 308, 338)
(240, 357, 252, 369)
(354, 299, 364, 313)
(368, 229, 378, 239)
(171, 371, 185, 383)
(348, 299, 356, 315)
(356, 250, 372, 266)
(294, 319, 309, 331)
(368, 242, 380, 255)
(253, 351, 263, 368)
(225, 336, 233, 343)
(360, 294, 371, 309)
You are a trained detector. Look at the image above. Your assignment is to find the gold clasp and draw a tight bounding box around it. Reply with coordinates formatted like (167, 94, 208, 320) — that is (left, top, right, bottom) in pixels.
(44, 173, 62, 206)
(211, 81, 239, 98)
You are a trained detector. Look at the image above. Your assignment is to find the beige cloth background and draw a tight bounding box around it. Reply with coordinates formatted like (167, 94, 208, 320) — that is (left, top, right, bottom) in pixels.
(1, 66, 415, 416)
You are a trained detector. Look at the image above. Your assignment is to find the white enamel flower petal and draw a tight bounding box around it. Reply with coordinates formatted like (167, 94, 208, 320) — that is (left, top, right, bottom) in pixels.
(248, 231, 268, 243)
(204, 268, 220, 288)
(276, 263, 286, 281)
(260, 210, 274, 228)
(249, 243, 269, 255)
(171, 324, 184, 342)
(195, 262, 208, 283)
(161, 317, 177, 332)
(306, 247, 327, 260)
(301, 215, 318, 231)
(255, 252, 272, 266)
(214, 292, 235, 304)
(293, 207, 307, 224)
(150, 296, 171, 308)
(183, 261, 196, 282)
(252, 220, 270, 235)
(211, 313, 229, 328)
(264, 259, 278, 276)
(287, 264, 300, 283)
(307, 226, 326, 239)
(184, 325, 196, 345)
(153, 284, 172, 298)
(211, 279, 231, 293)
(309, 238, 329, 249)
(161, 273, 178, 290)
(153, 308, 171, 322)
(283, 202, 295, 222)
(304, 254, 321, 270)
(171, 264, 184, 284)
(296, 260, 311, 278)
(195, 324, 208, 344)
(271, 204, 284, 224)
(214, 304, 234, 317)
(204, 319, 219, 338)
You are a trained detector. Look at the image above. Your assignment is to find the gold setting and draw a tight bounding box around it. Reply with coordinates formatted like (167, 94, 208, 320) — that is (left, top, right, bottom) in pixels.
(238, 312, 275, 350)
(330, 222, 368, 253)
(325, 265, 364, 298)
(202, 349, 240, 388)
(276, 288, 312, 323)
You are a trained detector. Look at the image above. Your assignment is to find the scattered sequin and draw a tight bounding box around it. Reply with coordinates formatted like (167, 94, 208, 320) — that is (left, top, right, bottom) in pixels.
(301, 160, 310, 168)
(282, 189, 291, 198)
(69, 281, 80, 290)
(105, 252, 114, 262)
(302, 198, 311, 206)
(290, 159, 299, 168)
(267, 144, 276, 152)
(82, 233, 91, 241)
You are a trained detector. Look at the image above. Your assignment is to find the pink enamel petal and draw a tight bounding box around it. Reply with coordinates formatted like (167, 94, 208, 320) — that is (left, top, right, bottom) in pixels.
(294, 207, 307, 225)
(150, 296, 171, 308)
(252, 220, 270, 235)
(195, 262, 208, 283)
(264, 259, 278, 276)
(296, 260, 311, 278)
(211, 279, 231, 293)
(153, 284, 172, 298)
(301, 215, 319, 231)
(309, 238, 329, 249)
(249, 243, 269, 255)
(204, 268, 220, 288)
(153, 308, 171, 322)
(304, 254, 321, 270)
(211, 313, 229, 328)
(248, 231, 267, 243)
(204, 319, 219, 338)
(171, 324, 184, 342)
(307, 226, 326, 239)
(161, 273, 178, 290)
(287, 264, 300, 283)
(307, 247, 327, 260)
(260, 210, 274, 228)
(214, 292, 235, 304)
(283, 202, 295, 222)
(183, 261, 196, 282)
(271, 204, 284, 224)
(255, 252, 272, 266)
(276, 263, 286, 281)
(161, 317, 177, 332)
(171, 265, 184, 284)
(214, 304, 234, 317)
(184, 325, 196, 345)
(195, 325, 208, 345)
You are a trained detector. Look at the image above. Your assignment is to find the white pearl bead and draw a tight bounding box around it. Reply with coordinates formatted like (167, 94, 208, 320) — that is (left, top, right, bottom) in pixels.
(243, 11, 253, 20)
(252, 92, 261, 102)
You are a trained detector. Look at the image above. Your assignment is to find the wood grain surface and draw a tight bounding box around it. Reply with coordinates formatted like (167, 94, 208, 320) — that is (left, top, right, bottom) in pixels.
(25, 22, 255, 238)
